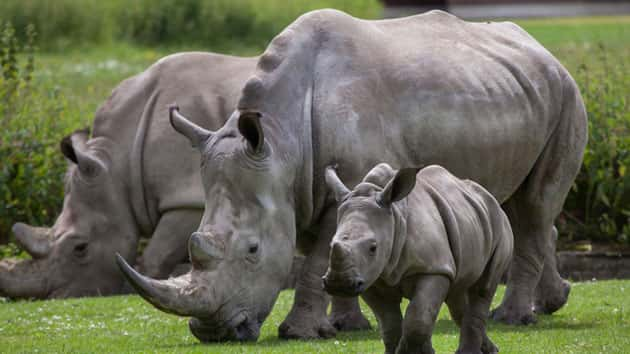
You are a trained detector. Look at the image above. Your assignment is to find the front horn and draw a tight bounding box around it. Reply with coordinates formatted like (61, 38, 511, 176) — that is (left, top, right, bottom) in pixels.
(12, 223, 52, 259)
(115, 254, 214, 317)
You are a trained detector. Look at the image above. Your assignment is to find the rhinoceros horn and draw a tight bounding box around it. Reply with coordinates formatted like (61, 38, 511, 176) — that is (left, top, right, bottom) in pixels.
(330, 241, 352, 271)
(188, 232, 225, 267)
(12, 222, 51, 259)
(115, 254, 214, 317)
(169, 104, 214, 148)
(325, 166, 350, 202)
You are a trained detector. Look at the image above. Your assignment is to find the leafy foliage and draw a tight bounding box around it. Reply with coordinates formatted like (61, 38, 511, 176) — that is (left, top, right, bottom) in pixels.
(0, 22, 74, 246)
(561, 46, 630, 244)
(0, 0, 382, 50)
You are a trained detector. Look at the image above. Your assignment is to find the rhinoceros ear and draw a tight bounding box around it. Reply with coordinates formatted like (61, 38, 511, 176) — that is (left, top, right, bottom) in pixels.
(169, 104, 214, 149)
(238, 111, 264, 154)
(60, 127, 90, 163)
(60, 128, 105, 177)
(377, 167, 420, 207)
(325, 166, 350, 202)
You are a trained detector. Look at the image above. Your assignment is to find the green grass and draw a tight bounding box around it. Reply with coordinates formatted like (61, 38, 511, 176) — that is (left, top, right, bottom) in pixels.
(0, 280, 628, 353)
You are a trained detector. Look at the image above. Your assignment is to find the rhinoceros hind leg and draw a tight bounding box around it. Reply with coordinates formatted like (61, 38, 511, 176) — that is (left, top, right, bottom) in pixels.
(329, 296, 372, 331)
(533, 227, 571, 314)
(493, 87, 586, 326)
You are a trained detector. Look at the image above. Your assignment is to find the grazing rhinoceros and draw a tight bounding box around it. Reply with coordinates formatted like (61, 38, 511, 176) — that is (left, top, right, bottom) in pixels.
(118, 9, 587, 341)
(0, 52, 257, 299)
(322, 164, 513, 354)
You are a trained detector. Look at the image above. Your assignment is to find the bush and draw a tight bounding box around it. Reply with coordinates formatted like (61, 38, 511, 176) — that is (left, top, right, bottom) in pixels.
(0, 0, 382, 50)
(0, 22, 78, 247)
(560, 43, 630, 245)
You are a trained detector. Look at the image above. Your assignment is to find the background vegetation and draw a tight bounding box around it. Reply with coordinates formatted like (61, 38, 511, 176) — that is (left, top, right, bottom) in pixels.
(0, 2, 628, 250)
(1, 281, 628, 353)
(0, 0, 381, 50)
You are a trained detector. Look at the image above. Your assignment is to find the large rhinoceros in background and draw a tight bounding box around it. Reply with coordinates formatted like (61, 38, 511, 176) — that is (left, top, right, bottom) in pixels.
(118, 9, 587, 341)
(0, 52, 257, 299)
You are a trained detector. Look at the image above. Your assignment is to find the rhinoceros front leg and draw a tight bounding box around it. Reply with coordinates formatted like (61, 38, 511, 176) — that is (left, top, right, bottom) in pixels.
(279, 207, 370, 339)
(396, 274, 450, 354)
(329, 294, 372, 331)
(138, 209, 201, 279)
(534, 226, 571, 315)
(362, 286, 403, 354)
(278, 208, 337, 339)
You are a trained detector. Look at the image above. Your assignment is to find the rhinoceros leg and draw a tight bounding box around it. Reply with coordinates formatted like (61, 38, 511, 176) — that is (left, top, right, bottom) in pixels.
(329, 296, 372, 331)
(279, 208, 338, 339)
(138, 210, 201, 279)
(491, 95, 586, 325)
(396, 274, 450, 354)
(534, 226, 571, 314)
(362, 286, 403, 354)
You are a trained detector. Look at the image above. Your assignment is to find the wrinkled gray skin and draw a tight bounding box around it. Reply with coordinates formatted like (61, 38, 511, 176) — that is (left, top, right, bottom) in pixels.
(122, 9, 587, 341)
(0, 52, 256, 299)
(323, 164, 513, 354)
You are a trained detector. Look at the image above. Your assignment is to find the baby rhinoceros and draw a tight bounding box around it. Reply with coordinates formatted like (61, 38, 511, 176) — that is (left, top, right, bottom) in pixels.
(322, 164, 513, 354)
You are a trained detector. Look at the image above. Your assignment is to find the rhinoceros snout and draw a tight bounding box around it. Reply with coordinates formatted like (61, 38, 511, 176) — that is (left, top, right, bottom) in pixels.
(322, 273, 365, 298)
(188, 313, 260, 342)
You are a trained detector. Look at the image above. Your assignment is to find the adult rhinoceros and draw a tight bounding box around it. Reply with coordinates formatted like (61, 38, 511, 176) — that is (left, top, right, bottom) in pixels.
(0, 52, 257, 298)
(119, 9, 587, 341)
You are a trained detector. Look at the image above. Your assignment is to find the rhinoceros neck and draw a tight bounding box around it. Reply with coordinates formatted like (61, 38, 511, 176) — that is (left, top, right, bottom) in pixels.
(237, 23, 324, 232)
(381, 201, 409, 285)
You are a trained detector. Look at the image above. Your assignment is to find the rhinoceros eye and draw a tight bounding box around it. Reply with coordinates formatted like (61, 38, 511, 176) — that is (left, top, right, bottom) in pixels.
(73, 242, 88, 258)
(248, 244, 259, 254)
(369, 243, 377, 255)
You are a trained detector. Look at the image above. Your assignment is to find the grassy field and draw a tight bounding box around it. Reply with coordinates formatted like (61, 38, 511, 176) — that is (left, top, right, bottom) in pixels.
(0, 280, 628, 353)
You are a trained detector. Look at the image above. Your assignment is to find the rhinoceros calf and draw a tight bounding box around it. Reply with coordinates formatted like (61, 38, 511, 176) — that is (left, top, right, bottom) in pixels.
(323, 164, 513, 354)
(0, 52, 256, 299)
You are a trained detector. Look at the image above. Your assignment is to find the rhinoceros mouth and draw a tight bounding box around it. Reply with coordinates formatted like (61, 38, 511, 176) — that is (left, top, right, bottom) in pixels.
(189, 311, 260, 342)
(322, 269, 366, 298)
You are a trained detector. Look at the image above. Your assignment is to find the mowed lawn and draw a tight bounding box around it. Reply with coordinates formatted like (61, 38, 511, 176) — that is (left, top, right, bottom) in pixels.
(0, 280, 628, 353)
(1, 15, 629, 354)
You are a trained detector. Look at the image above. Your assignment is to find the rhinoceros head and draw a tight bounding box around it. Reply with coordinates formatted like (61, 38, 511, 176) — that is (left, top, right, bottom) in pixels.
(117, 106, 297, 342)
(0, 129, 138, 299)
(322, 164, 419, 297)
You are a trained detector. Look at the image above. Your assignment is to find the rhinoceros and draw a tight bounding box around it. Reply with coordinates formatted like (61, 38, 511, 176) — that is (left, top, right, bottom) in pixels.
(322, 164, 513, 354)
(118, 9, 587, 341)
(0, 52, 257, 299)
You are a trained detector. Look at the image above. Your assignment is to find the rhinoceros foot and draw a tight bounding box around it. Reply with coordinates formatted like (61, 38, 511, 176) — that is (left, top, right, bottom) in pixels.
(329, 310, 372, 331)
(481, 335, 499, 354)
(489, 304, 537, 325)
(534, 278, 570, 314)
(278, 313, 337, 339)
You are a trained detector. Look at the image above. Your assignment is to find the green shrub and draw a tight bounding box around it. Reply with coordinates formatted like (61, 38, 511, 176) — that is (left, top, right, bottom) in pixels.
(0, 0, 382, 50)
(560, 44, 630, 244)
(0, 22, 79, 246)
